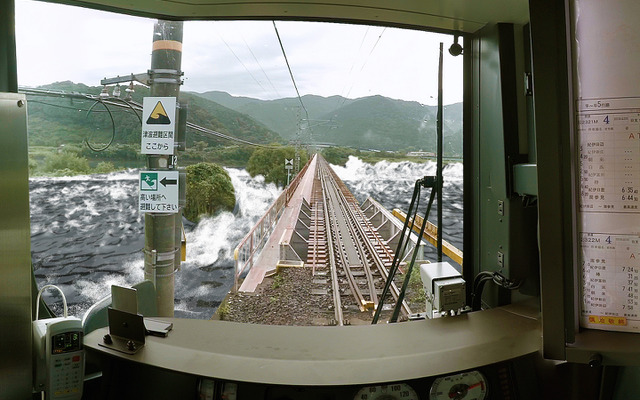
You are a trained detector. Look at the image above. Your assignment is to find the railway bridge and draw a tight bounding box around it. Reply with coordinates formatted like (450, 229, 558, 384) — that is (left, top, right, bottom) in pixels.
(232, 154, 443, 325)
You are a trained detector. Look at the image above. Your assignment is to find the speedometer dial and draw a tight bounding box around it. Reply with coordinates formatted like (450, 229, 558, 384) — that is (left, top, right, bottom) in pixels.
(429, 371, 487, 400)
(354, 383, 418, 400)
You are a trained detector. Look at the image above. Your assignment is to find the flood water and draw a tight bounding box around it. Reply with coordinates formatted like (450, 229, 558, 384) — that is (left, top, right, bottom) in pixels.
(30, 156, 463, 319)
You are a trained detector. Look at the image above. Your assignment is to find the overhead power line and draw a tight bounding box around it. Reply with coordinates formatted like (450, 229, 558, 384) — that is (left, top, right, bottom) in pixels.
(216, 27, 268, 95)
(19, 87, 274, 148)
(339, 26, 370, 101)
(344, 27, 387, 101)
(272, 21, 310, 124)
(242, 36, 282, 99)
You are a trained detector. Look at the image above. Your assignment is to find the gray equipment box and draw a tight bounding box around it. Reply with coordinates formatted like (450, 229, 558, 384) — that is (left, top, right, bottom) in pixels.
(420, 262, 466, 318)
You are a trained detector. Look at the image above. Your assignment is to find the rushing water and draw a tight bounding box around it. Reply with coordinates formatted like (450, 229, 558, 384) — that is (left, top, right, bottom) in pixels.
(30, 156, 463, 319)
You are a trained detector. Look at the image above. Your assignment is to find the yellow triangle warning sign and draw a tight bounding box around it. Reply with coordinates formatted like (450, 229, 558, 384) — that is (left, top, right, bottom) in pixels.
(146, 101, 171, 125)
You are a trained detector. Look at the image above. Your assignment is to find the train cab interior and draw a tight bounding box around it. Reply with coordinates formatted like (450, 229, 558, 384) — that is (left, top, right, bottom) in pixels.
(2, 0, 640, 399)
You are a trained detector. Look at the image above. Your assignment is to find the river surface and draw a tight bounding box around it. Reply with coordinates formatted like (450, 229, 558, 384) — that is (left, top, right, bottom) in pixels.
(30, 156, 463, 319)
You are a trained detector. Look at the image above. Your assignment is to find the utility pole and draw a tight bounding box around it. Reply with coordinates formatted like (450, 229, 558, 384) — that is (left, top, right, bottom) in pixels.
(143, 20, 185, 317)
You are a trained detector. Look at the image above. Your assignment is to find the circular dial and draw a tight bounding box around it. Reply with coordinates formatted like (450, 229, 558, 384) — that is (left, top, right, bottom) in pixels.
(429, 371, 488, 400)
(354, 383, 419, 400)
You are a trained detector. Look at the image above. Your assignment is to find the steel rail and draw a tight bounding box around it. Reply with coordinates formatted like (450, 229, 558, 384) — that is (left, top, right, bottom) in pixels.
(319, 157, 411, 318)
(321, 168, 367, 312)
(321, 162, 378, 309)
(319, 173, 344, 326)
(349, 209, 412, 317)
(339, 193, 412, 317)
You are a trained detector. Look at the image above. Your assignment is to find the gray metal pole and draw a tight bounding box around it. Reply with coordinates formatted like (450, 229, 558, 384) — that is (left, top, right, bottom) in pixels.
(144, 20, 184, 317)
(0, 0, 18, 93)
(436, 42, 444, 262)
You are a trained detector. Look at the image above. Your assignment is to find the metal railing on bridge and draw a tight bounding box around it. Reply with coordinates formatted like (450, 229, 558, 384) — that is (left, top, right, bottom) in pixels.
(232, 158, 313, 291)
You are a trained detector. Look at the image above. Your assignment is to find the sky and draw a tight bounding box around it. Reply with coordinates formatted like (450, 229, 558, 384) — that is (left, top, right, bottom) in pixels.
(15, 0, 463, 106)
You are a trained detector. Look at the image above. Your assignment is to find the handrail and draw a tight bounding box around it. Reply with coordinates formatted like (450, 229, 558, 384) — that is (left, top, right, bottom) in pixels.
(232, 156, 314, 291)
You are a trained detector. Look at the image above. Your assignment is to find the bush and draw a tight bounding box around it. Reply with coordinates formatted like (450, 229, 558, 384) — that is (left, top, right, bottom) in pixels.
(321, 146, 352, 166)
(28, 158, 38, 176)
(94, 161, 118, 174)
(184, 162, 236, 223)
(43, 152, 90, 175)
(217, 302, 230, 320)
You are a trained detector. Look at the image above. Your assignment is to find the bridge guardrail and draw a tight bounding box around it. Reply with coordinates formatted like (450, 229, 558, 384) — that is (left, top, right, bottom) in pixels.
(232, 157, 313, 291)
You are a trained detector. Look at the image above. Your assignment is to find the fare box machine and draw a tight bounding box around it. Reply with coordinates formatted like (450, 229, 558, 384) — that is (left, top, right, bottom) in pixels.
(32, 286, 85, 400)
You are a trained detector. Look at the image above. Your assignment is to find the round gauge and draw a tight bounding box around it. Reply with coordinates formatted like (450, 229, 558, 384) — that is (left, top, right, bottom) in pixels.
(429, 371, 488, 400)
(354, 383, 419, 400)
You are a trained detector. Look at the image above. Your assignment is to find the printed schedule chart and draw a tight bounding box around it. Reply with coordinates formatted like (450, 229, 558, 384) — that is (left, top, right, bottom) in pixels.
(578, 98, 640, 332)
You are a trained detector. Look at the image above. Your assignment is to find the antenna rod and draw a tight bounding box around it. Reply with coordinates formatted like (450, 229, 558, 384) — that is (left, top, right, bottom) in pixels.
(437, 42, 444, 262)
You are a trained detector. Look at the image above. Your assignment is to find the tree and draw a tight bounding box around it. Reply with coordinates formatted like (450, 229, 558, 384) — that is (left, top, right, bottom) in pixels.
(321, 146, 352, 166)
(184, 163, 236, 223)
(246, 146, 309, 187)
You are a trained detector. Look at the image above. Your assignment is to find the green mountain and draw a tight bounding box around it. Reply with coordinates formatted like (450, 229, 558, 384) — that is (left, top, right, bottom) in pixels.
(193, 91, 463, 156)
(25, 81, 282, 148)
(196, 91, 354, 140)
(27, 81, 462, 156)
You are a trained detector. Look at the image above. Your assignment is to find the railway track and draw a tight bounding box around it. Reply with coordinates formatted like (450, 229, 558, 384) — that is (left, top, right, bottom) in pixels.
(313, 157, 411, 324)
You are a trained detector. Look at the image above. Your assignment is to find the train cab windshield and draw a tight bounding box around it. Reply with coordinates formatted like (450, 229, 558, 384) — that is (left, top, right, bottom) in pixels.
(17, 0, 466, 326)
(5, 1, 640, 400)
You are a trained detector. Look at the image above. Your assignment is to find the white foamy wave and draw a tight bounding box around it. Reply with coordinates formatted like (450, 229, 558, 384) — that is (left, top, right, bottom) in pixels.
(332, 156, 462, 184)
(74, 260, 145, 303)
(107, 182, 131, 200)
(30, 168, 139, 182)
(227, 168, 281, 219)
(185, 212, 237, 267)
(171, 169, 281, 317)
(183, 169, 280, 269)
(443, 162, 464, 183)
(331, 157, 434, 203)
(104, 169, 139, 181)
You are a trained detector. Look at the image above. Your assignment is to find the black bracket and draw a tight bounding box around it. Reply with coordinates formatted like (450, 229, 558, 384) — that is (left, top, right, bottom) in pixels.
(419, 176, 440, 188)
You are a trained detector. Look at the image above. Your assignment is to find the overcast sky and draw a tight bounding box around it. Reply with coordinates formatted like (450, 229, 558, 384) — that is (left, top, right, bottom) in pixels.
(15, 0, 463, 105)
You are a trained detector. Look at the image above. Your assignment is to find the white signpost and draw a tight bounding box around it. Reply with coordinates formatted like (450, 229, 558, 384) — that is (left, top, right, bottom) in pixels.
(285, 158, 293, 185)
(141, 97, 177, 155)
(139, 171, 179, 213)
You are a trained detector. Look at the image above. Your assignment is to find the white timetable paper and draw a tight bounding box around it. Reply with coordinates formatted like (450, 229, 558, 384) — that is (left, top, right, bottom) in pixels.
(578, 98, 640, 332)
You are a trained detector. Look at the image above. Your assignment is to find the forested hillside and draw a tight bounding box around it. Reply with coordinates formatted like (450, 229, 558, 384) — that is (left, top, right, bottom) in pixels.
(24, 82, 462, 159)
(26, 81, 282, 148)
(194, 91, 463, 157)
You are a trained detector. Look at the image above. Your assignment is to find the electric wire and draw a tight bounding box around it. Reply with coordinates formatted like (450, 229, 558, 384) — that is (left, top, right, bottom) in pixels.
(390, 185, 437, 323)
(35, 285, 68, 320)
(372, 178, 422, 324)
(272, 21, 310, 124)
(107, 97, 143, 124)
(27, 99, 128, 114)
(343, 27, 387, 103)
(124, 99, 273, 148)
(186, 122, 272, 148)
(337, 27, 369, 103)
(216, 27, 269, 95)
(471, 271, 523, 311)
(242, 36, 282, 98)
(84, 99, 116, 152)
(20, 88, 277, 148)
